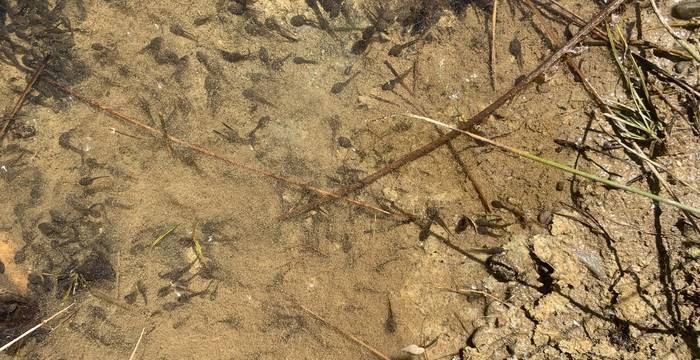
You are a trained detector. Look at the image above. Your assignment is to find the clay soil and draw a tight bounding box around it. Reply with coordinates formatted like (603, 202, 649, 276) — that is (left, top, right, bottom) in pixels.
(0, 0, 699, 359)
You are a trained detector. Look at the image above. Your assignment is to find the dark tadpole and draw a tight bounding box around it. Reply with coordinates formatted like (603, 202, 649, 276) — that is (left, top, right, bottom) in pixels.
(79, 176, 109, 186)
(293, 56, 318, 65)
(169, 23, 197, 41)
(330, 72, 359, 94)
(384, 296, 396, 333)
(289, 15, 315, 27)
(509, 38, 523, 71)
(139, 37, 163, 54)
(218, 49, 252, 63)
(388, 38, 420, 57)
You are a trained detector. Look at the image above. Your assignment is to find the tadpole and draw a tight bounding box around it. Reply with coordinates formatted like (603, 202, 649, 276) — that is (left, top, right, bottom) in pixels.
(79, 176, 109, 186)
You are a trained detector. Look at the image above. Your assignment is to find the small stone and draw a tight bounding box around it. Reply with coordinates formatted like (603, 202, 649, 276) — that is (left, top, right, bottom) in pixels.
(687, 246, 700, 259)
(565, 24, 580, 39)
(538, 211, 553, 226)
(382, 187, 399, 202)
(337, 136, 352, 148)
(674, 61, 691, 74)
(400, 344, 425, 355)
(556, 181, 565, 191)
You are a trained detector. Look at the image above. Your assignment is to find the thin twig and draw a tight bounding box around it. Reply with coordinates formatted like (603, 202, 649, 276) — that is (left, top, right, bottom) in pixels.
(0, 303, 75, 352)
(0, 57, 48, 144)
(442, 129, 492, 212)
(490, 0, 499, 90)
(296, 303, 391, 360)
(128, 327, 146, 360)
(279, 0, 627, 220)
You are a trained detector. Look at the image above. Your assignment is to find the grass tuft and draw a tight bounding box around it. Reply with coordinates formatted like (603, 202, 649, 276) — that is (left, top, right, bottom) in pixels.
(604, 24, 664, 144)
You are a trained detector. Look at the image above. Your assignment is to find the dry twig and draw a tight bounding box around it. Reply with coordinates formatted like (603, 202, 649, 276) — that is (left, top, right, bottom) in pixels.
(0, 57, 48, 143)
(490, 0, 499, 90)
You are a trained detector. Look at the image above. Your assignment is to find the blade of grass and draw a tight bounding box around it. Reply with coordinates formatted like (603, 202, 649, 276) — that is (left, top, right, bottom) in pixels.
(191, 223, 205, 267)
(151, 225, 177, 247)
(404, 114, 700, 215)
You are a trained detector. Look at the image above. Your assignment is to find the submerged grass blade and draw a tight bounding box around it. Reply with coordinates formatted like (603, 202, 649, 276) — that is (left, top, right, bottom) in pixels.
(191, 222, 205, 266)
(404, 114, 700, 215)
(151, 225, 177, 247)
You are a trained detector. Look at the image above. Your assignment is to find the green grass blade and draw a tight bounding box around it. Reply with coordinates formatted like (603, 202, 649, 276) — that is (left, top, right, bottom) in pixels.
(191, 222, 206, 267)
(151, 225, 178, 247)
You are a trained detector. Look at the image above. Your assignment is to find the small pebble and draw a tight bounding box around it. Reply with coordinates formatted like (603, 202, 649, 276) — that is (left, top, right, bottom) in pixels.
(556, 181, 565, 191)
(536, 82, 551, 94)
(538, 211, 553, 226)
(687, 246, 700, 259)
(674, 61, 691, 74)
(337, 136, 352, 148)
